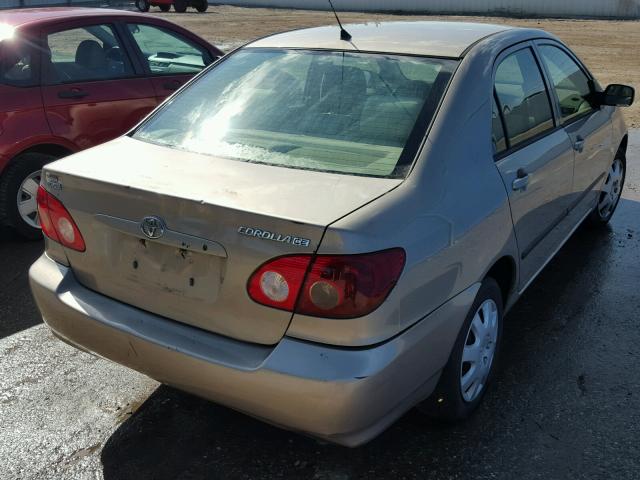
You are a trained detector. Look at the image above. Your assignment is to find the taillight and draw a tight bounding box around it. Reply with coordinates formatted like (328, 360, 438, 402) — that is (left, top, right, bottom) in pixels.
(297, 249, 406, 318)
(36, 185, 86, 252)
(247, 248, 405, 318)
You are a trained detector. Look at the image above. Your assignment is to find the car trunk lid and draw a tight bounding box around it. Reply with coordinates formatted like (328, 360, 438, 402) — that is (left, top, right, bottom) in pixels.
(43, 136, 401, 345)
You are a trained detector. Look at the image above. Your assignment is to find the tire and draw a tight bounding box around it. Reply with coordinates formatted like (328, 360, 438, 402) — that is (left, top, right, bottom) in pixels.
(586, 154, 626, 227)
(195, 0, 208, 12)
(159, 4, 171, 11)
(418, 277, 504, 421)
(174, 0, 187, 12)
(135, 0, 150, 12)
(0, 152, 56, 240)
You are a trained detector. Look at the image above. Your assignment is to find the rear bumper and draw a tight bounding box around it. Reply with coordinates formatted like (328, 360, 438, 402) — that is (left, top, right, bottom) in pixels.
(29, 253, 478, 446)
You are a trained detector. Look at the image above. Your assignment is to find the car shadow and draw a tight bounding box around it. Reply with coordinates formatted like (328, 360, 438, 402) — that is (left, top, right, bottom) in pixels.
(0, 227, 43, 339)
(100, 197, 640, 478)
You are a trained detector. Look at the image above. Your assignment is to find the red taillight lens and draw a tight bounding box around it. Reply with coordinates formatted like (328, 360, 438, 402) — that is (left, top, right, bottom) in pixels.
(36, 185, 86, 252)
(247, 255, 312, 311)
(247, 248, 405, 318)
(36, 185, 60, 243)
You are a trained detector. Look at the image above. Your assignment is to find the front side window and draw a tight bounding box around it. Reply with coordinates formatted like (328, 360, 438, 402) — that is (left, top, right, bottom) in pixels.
(45, 25, 133, 84)
(494, 48, 554, 150)
(133, 49, 457, 178)
(0, 40, 35, 87)
(538, 44, 594, 123)
(127, 24, 211, 75)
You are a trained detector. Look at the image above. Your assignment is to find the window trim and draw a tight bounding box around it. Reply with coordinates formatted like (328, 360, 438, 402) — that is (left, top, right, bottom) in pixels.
(494, 123, 563, 162)
(41, 22, 138, 86)
(532, 40, 600, 128)
(491, 43, 558, 160)
(122, 22, 213, 78)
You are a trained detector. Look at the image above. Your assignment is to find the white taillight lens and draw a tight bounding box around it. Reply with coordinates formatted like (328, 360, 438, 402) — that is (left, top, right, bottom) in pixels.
(260, 271, 290, 303)
(56, 217, 75, 244)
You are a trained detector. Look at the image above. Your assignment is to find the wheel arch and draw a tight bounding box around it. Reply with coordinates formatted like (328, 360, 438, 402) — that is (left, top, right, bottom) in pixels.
(0, 144, 74, 237)
(617, 134, 628, 158)
(2, 143, 75, 175)
(484, 255, 517, 307)
(17, 143, 74, 160)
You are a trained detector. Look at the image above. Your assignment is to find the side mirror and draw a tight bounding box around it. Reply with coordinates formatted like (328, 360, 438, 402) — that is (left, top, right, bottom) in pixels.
(600, 84, 635, 107)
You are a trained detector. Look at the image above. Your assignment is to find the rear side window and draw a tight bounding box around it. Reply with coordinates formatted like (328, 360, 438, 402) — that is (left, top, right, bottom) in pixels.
(0, 41, 35, 87)
(494, 48, 554, 150)
(127, 24, 211, 75)
(44, 25, 133, 84)
(538, 45, 594, 124)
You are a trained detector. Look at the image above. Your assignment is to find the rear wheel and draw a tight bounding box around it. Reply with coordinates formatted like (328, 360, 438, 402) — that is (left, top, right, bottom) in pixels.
(587, 155, 625, 226)
(159, 4, 171, 11)
(0, 152, 56, 240)
(174, 0, 188, 12)
(195, 0, 208, 12)
(135, 0, 150, 12)
(419, 277, 503, 420)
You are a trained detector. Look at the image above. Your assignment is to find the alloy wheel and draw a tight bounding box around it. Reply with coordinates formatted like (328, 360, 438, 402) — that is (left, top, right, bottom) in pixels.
(16, 170, 41, 229)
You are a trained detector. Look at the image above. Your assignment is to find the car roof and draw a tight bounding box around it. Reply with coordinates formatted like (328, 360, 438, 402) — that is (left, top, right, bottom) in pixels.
(0, 7, 143, 28)
(249, 21, 514, 58)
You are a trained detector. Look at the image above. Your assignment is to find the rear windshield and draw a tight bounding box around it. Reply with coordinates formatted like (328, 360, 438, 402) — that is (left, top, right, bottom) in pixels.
(133, 48, 457, 178)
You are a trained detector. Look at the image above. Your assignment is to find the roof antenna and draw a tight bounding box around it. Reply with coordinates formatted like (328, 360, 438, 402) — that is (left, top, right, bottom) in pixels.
(327, 0, 352, 41)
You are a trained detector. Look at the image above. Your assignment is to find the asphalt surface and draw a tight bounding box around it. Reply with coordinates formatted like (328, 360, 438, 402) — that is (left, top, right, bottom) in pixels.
(1, 131, 639, 479)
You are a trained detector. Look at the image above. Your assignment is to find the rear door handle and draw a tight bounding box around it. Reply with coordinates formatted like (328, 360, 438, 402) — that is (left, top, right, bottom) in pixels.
(512, 169, 530, 191)
(57, 89, 88, 99)
(573, 135, 585, 152)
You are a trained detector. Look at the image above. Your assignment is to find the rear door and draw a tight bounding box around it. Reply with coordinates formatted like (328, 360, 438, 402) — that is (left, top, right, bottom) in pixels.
(535, 41, 614, 217)
(492, 44, 575, 288)
(0, 29, 49, 155)
(122, 22, 216, 101)
(40, 20, 157, 149)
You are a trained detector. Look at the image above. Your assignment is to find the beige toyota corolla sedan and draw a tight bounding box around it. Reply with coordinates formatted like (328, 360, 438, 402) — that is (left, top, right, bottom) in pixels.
(30, 21, 633, 446)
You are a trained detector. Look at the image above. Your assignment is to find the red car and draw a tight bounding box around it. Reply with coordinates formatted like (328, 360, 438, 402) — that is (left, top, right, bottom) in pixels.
(0, 8, 222, 238)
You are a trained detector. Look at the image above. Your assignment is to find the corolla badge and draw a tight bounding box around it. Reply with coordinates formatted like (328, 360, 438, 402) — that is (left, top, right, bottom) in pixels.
(238, 226, 311, 247)
(140, 216, 166, 239)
